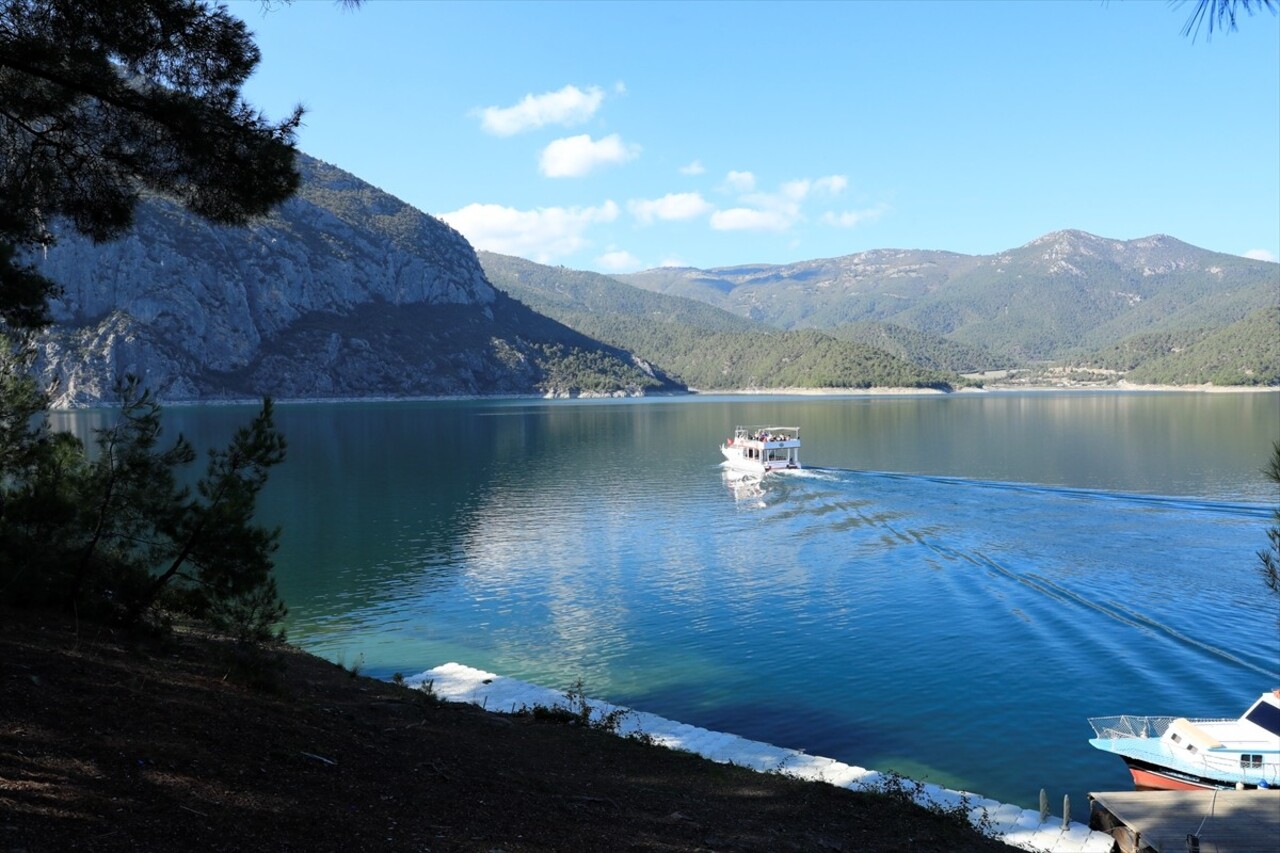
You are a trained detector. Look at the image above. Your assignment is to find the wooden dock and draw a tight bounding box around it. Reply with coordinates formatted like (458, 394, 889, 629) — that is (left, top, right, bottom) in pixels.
(1089, 789, 1280, 853)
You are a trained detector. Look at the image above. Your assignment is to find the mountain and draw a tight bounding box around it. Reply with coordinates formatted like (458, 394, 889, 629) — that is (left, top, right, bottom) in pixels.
(824, 322, 1016, 374)
(615, 249, 976, 328)
(479, 252, 964, 391)
(1084, 305, 1280, 386)
(617, 231, 1279, 363)
(29, 152, 1276, 405)
(31, 156, 682, 407)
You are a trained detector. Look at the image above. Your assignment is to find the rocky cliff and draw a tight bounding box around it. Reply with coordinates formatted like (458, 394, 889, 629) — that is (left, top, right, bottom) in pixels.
(32, 156, 676, 407)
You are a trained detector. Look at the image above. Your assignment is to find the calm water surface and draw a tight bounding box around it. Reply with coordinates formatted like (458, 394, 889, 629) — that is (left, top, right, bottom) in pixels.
(56, 391, 1280, 808)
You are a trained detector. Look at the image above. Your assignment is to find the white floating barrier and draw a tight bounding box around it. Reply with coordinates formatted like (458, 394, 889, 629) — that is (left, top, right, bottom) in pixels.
(406, 663, 1112, 853)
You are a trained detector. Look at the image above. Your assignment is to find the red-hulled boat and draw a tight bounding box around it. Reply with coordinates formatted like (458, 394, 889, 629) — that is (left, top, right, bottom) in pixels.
(1088, 691, 1280, 790)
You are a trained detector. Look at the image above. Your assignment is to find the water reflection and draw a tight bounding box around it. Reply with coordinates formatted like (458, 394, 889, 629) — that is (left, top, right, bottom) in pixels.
(46, 391, 1280, 809)
(796, 391, 1278, 499)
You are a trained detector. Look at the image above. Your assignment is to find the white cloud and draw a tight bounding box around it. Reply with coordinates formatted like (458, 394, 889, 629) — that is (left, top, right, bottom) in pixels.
(779, 179, 811, 202)
(475, 84, 605, 136)
(725, 171, 756, 192)
(540, 133, 641, 178)
(660, 257, 688, 268)
(763, 174, 846, 204)
(814, 175, 848, 195)
(679, 160, 705, 176)
(821, 204, 889, 228)
(710, 207, 791, 232)
(1243, 248, 1277, 262)
(437, 201, 619, 263)
(597, 249, 641, 272)
(712, 173, 869, 233)
(736, 188, 802, 229)
(627, 192, 713, 225)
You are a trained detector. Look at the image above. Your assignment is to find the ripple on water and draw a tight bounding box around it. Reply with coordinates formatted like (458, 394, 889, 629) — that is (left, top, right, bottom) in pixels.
(238, 396, 1279, 809)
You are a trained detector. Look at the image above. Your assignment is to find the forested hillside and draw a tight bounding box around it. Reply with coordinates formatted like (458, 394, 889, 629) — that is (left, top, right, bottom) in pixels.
(480, 252, 964, 391)
(825, 322, 1016, 374)
(1121, 306, 1280, 386)
(618, 231, 1278, 366)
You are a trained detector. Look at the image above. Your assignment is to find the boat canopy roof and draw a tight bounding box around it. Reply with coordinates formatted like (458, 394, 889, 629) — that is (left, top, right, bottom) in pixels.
(731, 425, 800, 442)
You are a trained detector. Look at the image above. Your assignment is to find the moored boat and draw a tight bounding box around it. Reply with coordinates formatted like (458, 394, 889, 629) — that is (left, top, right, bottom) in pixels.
(720, 425, 801, 475)
(1088, 691, 1280, 790)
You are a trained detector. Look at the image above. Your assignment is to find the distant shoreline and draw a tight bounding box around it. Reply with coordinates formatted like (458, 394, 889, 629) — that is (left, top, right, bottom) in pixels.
(688, 382, 1279, 396)
(46, 382, 1279, 410)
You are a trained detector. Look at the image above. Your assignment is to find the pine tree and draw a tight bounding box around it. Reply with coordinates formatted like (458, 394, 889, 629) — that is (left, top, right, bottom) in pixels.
(0, 2, 307, 635)
(1261, 441, 1280, 598)
(0, 0, 302, 327)
(130, 398, 287, 638)
(1178, 0, 1277, 40)
(67, 376, 195, 608)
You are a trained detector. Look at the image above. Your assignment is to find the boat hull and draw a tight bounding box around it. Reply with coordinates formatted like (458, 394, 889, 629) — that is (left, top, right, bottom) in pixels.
(1123, 757, 1249, 792)
(720, 446, 800, 474)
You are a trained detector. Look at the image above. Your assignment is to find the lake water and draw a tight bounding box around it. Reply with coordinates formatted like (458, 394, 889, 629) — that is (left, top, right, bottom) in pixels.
(54, 391, 1280, 809)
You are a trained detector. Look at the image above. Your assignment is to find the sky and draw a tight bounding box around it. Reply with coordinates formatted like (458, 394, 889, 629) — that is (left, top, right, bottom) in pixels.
(227, 0, 1280, 273)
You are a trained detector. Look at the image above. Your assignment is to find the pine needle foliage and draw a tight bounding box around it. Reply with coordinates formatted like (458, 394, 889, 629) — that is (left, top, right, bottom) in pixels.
(0, 0, 302, 327)
(1261, 441, 1280, 599)
(0, 364, 289, 640)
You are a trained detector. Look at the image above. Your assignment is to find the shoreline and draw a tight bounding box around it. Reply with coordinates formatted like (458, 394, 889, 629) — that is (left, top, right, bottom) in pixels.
(46, 381, 1280, 411)
(1, 605, 1020, 852)
(691, 379, 1280, 396)
(414, 661, 1113, 853)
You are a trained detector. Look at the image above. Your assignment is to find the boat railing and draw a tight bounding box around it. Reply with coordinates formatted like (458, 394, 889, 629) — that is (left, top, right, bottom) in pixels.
(731, 425, 800, 443)
(1088, 715, 1180, 740)
(1088, 714, 1239, 741)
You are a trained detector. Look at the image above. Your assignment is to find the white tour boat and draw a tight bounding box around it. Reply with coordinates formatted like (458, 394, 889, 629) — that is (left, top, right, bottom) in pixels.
(1088, 691, 1280, 790)
(720, 425, 801, 475)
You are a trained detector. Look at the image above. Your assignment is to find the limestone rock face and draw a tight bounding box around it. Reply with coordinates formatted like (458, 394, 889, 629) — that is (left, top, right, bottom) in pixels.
(28, 156, 550, 407)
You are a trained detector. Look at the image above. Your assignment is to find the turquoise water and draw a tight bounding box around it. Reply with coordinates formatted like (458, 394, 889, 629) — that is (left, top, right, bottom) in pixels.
(55, 391, 1280, 809)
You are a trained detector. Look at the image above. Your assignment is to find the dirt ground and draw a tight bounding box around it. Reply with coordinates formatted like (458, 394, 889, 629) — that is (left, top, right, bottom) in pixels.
(1, 606, 1015, 852)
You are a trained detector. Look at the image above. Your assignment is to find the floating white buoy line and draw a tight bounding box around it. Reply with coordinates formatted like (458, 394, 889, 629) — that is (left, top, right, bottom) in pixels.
(405, 662, 1112, 852)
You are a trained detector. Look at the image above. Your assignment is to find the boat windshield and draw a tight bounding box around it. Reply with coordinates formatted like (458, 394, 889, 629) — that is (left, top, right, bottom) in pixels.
(1245, 698, 1280, 736)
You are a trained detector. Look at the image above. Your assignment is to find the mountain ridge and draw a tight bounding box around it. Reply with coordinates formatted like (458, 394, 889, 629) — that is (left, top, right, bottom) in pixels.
(616, 232, 1277, 363)
(27, 152, 1278, 406)
(479, 251, 966, 391)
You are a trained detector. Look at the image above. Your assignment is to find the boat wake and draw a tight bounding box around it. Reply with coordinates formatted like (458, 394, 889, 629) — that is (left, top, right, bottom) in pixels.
(807, 467, 1271, 518)
(740, 465, 1279, 682)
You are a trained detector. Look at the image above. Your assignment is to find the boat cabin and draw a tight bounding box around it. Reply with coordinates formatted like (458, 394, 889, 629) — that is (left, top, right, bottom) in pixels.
(1089, 691, 1280, 790)
(721, 425, 801, 473)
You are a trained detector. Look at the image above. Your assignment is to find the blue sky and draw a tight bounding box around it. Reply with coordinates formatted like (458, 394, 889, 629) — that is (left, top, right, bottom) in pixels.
(229, 0, 1280, 273)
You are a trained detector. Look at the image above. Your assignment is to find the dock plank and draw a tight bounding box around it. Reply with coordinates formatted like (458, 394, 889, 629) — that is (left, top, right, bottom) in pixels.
(1089, 790, 1280, 853)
